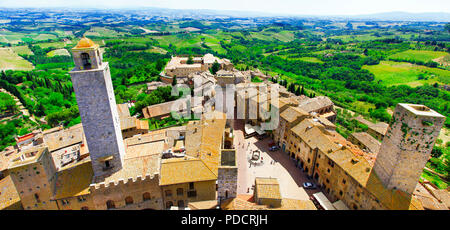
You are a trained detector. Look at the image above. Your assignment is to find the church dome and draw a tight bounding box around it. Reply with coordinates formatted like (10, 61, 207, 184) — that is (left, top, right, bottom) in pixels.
(74, 37, 96, 49)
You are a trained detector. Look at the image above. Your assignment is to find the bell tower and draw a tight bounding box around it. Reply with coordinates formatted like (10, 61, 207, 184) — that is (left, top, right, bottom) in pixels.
(69, 37, 125, 179)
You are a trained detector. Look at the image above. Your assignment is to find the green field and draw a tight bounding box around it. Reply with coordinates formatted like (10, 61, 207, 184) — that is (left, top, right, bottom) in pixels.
(363, 61, 450, 87)
(389, 50, 449, 63)
(37, 41, 68, 49)
(292, 57, 324, 63)
(0, 48, 34, 71)
(84, 27, 124, 37)
(11, 45, 33, 55)
(47, 49, 70, 57)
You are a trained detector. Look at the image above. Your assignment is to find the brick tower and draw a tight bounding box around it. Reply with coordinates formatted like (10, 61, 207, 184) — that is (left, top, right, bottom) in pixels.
(69, 37, 125, 178)
(373, 103, 445, 194)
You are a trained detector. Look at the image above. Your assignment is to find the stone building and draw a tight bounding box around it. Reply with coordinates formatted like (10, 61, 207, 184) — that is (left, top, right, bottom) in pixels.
(1, 39, 236, 210)
(278, 103, 445, 210)
(254, 177, 282, 208)
(351, 115, 389, 140)
(8, 147, 58, 210)
(164, 54, 233, 78)
(221, 178, 316, 210)
(373, 104, 445, 195)
(117, 104, 149, 139)
(297, 96, 336, 123)
(69, 37, 126, 178)
(348, 132, 381, 155)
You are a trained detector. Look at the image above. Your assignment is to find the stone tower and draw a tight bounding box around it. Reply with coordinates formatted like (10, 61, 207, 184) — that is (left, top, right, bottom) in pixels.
(217, 150, 238, 202)
(8, 147, 58, 210)
(373, 103, 445, 194)
(69, 37, 125, 178)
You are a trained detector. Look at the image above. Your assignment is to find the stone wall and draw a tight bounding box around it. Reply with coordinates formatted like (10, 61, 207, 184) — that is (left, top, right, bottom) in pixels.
(217, 166, 238, 201)
(89, 174, 163, 210)
(70, 63, 126, 178)
(8, 149, 58, 210)
(373, 104, 445, 194)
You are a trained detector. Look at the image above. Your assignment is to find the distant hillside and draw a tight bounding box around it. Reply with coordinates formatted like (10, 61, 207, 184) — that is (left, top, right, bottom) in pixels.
(348, 12, 450, 22)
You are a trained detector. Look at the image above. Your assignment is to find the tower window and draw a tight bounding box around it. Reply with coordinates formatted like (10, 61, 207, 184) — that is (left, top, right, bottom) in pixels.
(34, 193, 40, 203)
(81, 53, 91, 69)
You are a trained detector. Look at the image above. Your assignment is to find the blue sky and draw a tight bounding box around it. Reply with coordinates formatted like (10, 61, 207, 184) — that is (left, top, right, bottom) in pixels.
(0, 0, 449, 15)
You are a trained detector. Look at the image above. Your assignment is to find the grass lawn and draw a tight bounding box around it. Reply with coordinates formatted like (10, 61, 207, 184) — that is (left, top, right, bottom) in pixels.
(0, 48, 34, 71)
(362, 61, 450, 87)
(389, 50, 448, 63)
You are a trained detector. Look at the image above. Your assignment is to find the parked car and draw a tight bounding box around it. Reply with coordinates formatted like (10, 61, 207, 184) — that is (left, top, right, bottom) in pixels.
(303, 182, 317, 189)
(269, 146, 279, 151)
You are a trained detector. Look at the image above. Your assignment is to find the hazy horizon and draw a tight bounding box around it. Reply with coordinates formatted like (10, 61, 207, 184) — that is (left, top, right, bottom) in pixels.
(0, 0, 449, 16)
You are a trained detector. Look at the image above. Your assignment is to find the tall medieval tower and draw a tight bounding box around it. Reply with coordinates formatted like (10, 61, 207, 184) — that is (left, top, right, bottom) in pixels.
(69, 37, 125, 178)
(373, 103, 445, 194)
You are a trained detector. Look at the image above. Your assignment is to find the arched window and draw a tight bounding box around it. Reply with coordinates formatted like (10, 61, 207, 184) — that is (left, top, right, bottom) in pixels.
(106, 200, 115, 209)
(143, 192, 151, 201)
(125, 196, 133, 205)
(225, 190, 229, 199)
(81, 53, 91, 69)
(166, 201, 173, 209)
(81, 206, 89, 210)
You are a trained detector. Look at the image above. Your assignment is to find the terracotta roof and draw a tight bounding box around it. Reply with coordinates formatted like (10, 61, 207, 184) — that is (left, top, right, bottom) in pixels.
(188, 200, 218, 210)
(117, 104, 130, 118)
(291, 118, 422, 210)
(142, 100, 188, 119)
(94, 153, 161, 184)
(297, 96, 333, 113)
(0, 148, 21, 172)
(280, 106, 308, 123)
(54, 161, 93, 199)
(93, 135, 163, 184)
(16, 133, 35, 143)
(0, 175, 21, 210)
(221, 195, 316, 210)
(350, 132, 381, 154)
(43, 124, 83, 152)
(351, 116, 388, 135)
(184, 111, 226, 176)
(255, 178, 282, 200)
(160, 157, 217, 186)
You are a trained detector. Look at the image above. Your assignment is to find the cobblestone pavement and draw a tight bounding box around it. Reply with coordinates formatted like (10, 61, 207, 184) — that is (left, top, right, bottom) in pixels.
(233, 120, 322, 200)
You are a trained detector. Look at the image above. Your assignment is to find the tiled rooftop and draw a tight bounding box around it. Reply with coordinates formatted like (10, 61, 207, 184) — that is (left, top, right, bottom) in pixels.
(255, 177, 282, 200)
(160, 156, 217, 186)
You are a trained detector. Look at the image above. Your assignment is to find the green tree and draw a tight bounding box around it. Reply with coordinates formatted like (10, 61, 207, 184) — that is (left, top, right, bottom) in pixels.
(172, 76, 177, 86)
(187, 56, 194, 65)
(210, 61, 220, 75)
